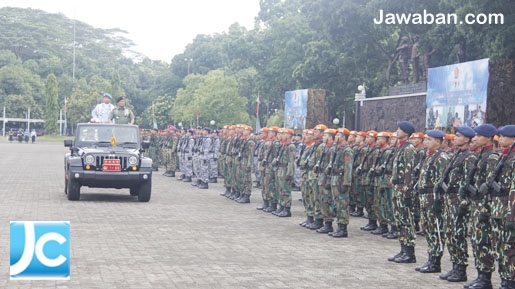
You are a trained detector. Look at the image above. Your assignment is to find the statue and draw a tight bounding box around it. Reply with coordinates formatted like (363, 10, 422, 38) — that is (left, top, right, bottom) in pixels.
(411, 36, 421, 83)
(422, 44, 437, 81)
(396, 36, 411, 85)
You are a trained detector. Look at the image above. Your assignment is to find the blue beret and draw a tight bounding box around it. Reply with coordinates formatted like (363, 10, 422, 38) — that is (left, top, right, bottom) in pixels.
(425, 129, 446, 139)
(474, 124, 497, 137)
(397, 121, 415, 135)
(498, 125, 515, 137)
(103, 93, 112, 99)
(455, 126, 475, 138)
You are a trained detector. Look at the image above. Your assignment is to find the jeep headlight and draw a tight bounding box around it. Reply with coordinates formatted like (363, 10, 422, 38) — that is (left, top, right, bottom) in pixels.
(85, 155, 95, 164)
(128, 156, 138, 165)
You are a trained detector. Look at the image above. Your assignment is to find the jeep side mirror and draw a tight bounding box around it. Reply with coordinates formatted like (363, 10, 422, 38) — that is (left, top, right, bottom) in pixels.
(64, 139, 73, 147)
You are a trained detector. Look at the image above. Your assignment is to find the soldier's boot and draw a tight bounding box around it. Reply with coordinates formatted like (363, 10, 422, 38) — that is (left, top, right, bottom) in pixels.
(169, 171, 175, 177)
(220, 187, 231, 196)
(272, 205, 284, 216)
(163, 171, 171, 176)
(177, 174, 184, 180)
(253, 181, 261, 188)
(467, 270, 492, 289)
(439, 262, 457, 279)
(386, 226, 400, 239)
(348, 205, 356, 215)
(198, 181, 209, 189)
(256, 200, 269, 210)
(502, 279, 515, 289)
(236, 194, 250, 204)
(277, 207, 291, 217)
(316, 221, 333, 233)
(447, 264, 467, 282)
(191, 179, 201, 187)
(419, 255, 441, 273)
(463, 269, 482, 288)
(388, 244, 405, 262)
(383, 225, 398, 238)
(371, 223, 388, 235)
(394, 245, 416, 263)
(182, 175, 192, 182)
(263, 203, 277, 213)
(360, 219, 378, 231)
(208, 177, 217, 183)
(331, 224, 348, 238)
(231, 191, 241, 201)
(415, 254, 432, 271)
(302, 216, 314, 227)
(351, 207, 364, 217)
(309, 218, 324, 230)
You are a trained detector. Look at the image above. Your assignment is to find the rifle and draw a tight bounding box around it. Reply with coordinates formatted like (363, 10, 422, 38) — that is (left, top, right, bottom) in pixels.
(369, 145, 385, 176)
(314, 142, 329, 175)
(440, 149, 474, 193)
(464, 146, 485, 197)
(485, 142, 515, 197)
(378, 146, 396, 176)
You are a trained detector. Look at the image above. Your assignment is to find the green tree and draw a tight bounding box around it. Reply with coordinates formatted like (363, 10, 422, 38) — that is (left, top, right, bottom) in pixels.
(44, 73, 59, 134)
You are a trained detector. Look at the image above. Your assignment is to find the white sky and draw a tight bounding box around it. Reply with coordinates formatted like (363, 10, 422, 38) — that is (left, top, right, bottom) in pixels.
(1, 0, 261, 62)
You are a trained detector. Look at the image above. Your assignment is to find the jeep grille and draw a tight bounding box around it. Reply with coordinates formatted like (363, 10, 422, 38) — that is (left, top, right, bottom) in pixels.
(96, 155, 128, 171)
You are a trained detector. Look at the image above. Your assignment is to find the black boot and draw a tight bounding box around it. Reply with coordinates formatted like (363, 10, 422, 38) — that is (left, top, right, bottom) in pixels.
(502, 279, 515, 289)
(163, 170, 171, 176)
(169, 171, 175, 177)
(360, 219, 378, 231)
(467, 270, 492, 289)
(231, 191, 241, 201)
(208, 177, 217, 183)
(277, 207, 291, 217)
(263, 203, 277, 213)
(316, 221, 333, 233)
(371, 223, 388, 235)
(388, 244, 405, 262)
(301, 216, 314, 227)
(439, 262, 456, 279)
(349, 205, 356, 214)
(198, 181, 209, 189)
(463, 269, 481, 288)
(419, 255, 441, 273)
(351, 207, 364, 217)
(309, 218, 324, 230)
(331, 224, 348, 238)
(253, 181, 260, 188)
(447, 264, 467, 282)
(383, 225, 398, 238)
(272, 205, 284, 216)
(256, 200, 269, 210)
(236, 194, 250, 203)
(386, 226, 400, 239)
(191, 179, 200, 186)
(177, 174, 184, 180)
(415, 254, 431, 271)
(182, 175, 192, 182)
(394, 245, 416, 263)
(220, 187, 231, 196)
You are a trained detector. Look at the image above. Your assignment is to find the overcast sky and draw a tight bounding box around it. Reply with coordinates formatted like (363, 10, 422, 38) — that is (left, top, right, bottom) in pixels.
(2, 0, 261, 62)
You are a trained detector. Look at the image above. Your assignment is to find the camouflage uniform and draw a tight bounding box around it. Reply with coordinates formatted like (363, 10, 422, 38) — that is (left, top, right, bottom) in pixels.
(238, 135, 256, 199)
(298, 140, 315, 223)
(360, 144, 379, 227)
(308, 140, 326, 226)
(209, 134, 220, 181)
(379, 146, 397, 233)
(351, 143, 368, 216)
(331, 143, 353, 226)
(317, 141, 337, 224)
(373, 145, 395, 230)
(275, 139, 296, 212)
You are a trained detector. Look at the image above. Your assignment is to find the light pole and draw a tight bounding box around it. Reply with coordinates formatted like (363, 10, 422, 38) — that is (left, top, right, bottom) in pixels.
(210, 120, 216, 130)
(184, 58, 193, 74)
(354, 83, 366, 131)
(333, 118, 339, 128)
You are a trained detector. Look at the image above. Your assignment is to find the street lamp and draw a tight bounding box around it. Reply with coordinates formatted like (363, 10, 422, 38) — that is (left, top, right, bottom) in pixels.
(210, 120, 216, 128)
(354, 83, 366, 131)
(184, 58, 193, 74)
(333, 118, 339, 128)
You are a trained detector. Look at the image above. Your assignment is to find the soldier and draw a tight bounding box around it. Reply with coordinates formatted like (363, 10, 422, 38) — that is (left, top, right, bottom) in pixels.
(272, 128, 296, 216)
(229, 125, 244, 200)
(411, 132, 426, 235)
(298, 130, 315, 227)
(262, 127, 281, 212)
(221, 126, 235, 197)
(371, 132, 395, 235)
(208, 129, 220, 183)
(305, 124, 327, 230)
(252, 130, 264, 188)
(108, 97, 135, 125)
(292, 132, 304, 191)
(197, 127, 212, 189)
(350, 131, 368, 217)
(383, 133, 400, 239)
(464, 124, 499, 289)
(479, 125, 515, 288)
(328, 128, 353, 238)
(256, 127, 271, 210)
(315, 129, 337, 233)
(415, 130, 449, 273)
(148, 129, 160, 171)
(182, 129, 195, 182)
(235, 125, 256, 203)
(359, 130, 380, 231)
(191, 128, 203, 187)
(387, 121, 417, 264)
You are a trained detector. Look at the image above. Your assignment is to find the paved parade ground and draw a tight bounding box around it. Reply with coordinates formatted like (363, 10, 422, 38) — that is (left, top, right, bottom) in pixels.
(0, 141, 501, 288)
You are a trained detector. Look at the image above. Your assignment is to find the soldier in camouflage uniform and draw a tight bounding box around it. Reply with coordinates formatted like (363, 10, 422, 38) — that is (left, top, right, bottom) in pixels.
(305, 124, 327, 230)
(292, 133, 303, 191)
(464, 124, 499, 289)
(314, 129, 337, 233)
(272, 128, 296, 217)
(263, 127, 281, 212)
(182, 129, 195, 182)
(387, 121, 417, 264)
(359, 130, 380, 231)
(381, 133, 399, 238)
(253, 130, 265, 188)
(350, 131, 367, 217)
(235, 125, 256, 203)
(218, 126, 229, 185)
(229, 125, 244, 200)
(370, 132, 395, 235)
(208, 129, 220, 183)
(433, 126, 477, 282)
(256, 127, 271, 210)
(221, 126, 235, 197)
(148, 129, 160, 171)
(328, 128, 353, 238)
(411, 132, 426, 235)
(197, 127, 212, 189)
(298, 130, 315, 227)
(483, 125, 515, 289)
(415, 130, 449, 273)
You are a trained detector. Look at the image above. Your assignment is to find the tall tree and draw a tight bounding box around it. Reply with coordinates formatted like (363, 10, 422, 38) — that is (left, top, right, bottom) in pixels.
(44, 73, 59, 134)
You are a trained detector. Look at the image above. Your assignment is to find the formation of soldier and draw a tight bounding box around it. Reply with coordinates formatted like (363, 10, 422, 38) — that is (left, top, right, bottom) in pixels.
(142, 121, 515, 289)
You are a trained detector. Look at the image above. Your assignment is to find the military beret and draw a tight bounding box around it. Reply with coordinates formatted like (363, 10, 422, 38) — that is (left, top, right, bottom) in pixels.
(358, 131, 367, 137)
(367, 130, 378, 138)
(314, 124, 328, 131)
(444, 134, 456, 140)
(397, 121, 416, 135)
(324, 129, 337, 135)
(269, 126, 280, 132)
(377, 132, 391, 138)
(260, 127, 269, 133)
(425, 129, 446, 139)
(498, 125, 515, 137)
(338, 128, 351, 135)
(411, 132, 425, 139)
(205, 128, 212, 134)
(286, 129, 294, 135)
(116, 97, 124, 103)
(455, 126, 475, 138)
(350, 130, 358, 136)
(474, 124, 497, 137)
(103, 93, 112, 99)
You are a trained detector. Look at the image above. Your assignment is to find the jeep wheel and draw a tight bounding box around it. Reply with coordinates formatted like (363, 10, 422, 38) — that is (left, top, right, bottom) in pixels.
(129, 187, 139, 196)
(137, 179, 152, 202)
(67, 178, 81, 201)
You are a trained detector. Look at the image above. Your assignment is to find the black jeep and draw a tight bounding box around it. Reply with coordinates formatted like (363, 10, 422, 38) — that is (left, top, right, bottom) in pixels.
(64, 123, 153, 202)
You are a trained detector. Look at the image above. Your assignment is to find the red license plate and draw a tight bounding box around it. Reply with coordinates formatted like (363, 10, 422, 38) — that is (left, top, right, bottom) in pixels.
(102, 159, 121, 171)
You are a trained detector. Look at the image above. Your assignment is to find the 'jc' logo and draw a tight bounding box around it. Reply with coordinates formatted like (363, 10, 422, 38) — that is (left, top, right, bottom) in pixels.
(10, 221, 70, 280)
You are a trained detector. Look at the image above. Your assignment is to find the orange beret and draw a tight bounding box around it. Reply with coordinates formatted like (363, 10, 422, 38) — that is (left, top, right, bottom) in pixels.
(350, 130, 358, 136)
(444, 134, 456, 140)
(244, 125, 253, 131)
(367, 130, 378, 138)
(260, 127, 269, 133)
(269, 126, 280, 132)
(314, 124, 328, 131)
(338, 128, 351, 135)
(377, 132, 391, 138)
(411, 132, 425, 139)
(324, 129, 337, 135)
(358, 131, 367, 137)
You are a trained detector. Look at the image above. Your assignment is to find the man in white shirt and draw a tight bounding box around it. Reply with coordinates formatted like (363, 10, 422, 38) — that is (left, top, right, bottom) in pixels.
(91, 93, 114, 123)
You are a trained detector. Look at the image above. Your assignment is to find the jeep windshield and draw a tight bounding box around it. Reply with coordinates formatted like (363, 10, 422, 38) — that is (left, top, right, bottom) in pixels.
(77, 124, 140, 148)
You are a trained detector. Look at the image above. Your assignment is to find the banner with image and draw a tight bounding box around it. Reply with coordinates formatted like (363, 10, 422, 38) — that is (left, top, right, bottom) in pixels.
(284, 89, 308, 130)
(426, 58, 489, 129)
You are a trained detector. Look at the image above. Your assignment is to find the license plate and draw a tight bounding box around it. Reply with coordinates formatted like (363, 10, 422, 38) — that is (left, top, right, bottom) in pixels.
(102, 159, 121, 171)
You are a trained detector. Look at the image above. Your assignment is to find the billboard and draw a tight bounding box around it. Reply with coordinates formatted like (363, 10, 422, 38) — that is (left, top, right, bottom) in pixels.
(284, 89, 308, 129)
(426, 58, 489, 129)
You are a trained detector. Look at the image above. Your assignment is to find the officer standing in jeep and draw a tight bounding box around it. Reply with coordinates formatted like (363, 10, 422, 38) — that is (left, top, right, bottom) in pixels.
(108, 97, 135, 125)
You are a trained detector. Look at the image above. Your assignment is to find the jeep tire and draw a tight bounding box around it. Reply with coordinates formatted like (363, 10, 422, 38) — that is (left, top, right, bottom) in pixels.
(67, 178, 81, 200)
(129, 187, 139, 196)
(137, 179, 152, 202)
